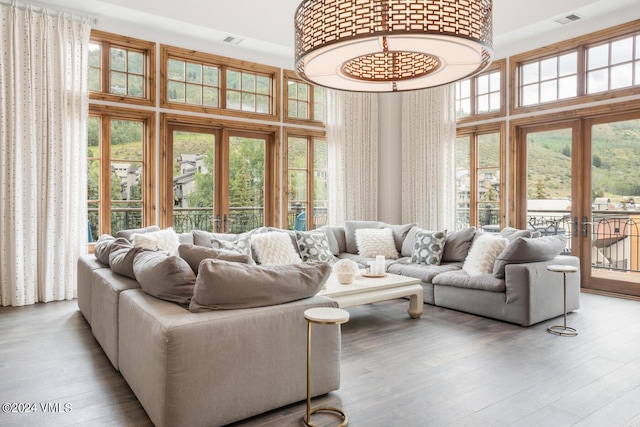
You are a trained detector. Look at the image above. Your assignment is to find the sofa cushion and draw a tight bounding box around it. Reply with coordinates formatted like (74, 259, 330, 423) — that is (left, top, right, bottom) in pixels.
(500, 226, 532, 241)
(316, 225, 342, 256)
(441, 227, 476, 262)
(462, 233, 509, 276)
(94, 234, 116, 265)
(189, 260, 331, 311)
(115, 225, 160, 241)
(355, 228, 399, 259)
(493, 235, 567, 279)
(108, 238, 146, 279)
(432, 270, 506, 292)
(387, 258, 463, 283)
(131, 227, 180, 256)
(211, 234, 253, 257)
(178, 243, 252, 274)
(345, 220, 382, 254)
(410, 229, 447, 265)
(295, 231, 336, 263)
(386, 223, 418, 253)
(251, 232, 302, 265)
(133, 250, 196, 305)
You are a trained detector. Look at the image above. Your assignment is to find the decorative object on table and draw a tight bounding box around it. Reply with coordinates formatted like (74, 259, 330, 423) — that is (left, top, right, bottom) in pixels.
(546, 265, 579, 337)
(332, 259, 359, 284)
(303, 307, 349, 427)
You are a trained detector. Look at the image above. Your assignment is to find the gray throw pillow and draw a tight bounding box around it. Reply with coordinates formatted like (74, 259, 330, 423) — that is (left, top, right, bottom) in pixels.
(493, 235, 567, 279)
(410, 230, 447, 265)
(500, 227, 532, 241)
(133, 250, 196, 305)
(295, 231, 336, 263)
(178, 244, 252, 274)
(211, 234, 252, 257)
(316, 225, 341, 255)
(386, 223, 418, 253)
(115, 225, 160, 241)
(189, 260, 331, 311)
(192, 230, 236, 247)
(441, 227, 476, 262)
(344, 220, 382, 254)
(94, 234, 116, 265)
(108, 238, 145, 279)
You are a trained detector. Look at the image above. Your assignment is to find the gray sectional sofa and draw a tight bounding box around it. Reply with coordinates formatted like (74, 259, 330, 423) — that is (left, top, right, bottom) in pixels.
(77, 228, 341, 427)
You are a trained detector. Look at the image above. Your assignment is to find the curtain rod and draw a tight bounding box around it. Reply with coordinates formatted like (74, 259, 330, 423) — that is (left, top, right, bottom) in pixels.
(1, 0, 98, 25)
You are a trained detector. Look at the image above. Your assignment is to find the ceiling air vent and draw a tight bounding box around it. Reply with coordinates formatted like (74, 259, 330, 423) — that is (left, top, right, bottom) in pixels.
(554, 14, 584, 25)
(222, 36, 243, 45)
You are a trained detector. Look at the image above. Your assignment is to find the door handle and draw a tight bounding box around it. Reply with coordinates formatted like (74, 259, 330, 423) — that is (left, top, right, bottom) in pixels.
(573, 216, 578, 238)
(582, 216, 594, 238)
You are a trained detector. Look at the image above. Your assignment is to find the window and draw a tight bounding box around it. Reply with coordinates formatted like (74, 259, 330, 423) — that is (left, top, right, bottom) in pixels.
(87, 106, 155, 242)
(161, 45, 280, 120)
(455, 125, 505, 230)
(511, 21, 640, 113)
(455, 59, 506, 122)
(283, 70, 326, 126)
(284, 130, 328, 231)
(89, 30, 156, 106)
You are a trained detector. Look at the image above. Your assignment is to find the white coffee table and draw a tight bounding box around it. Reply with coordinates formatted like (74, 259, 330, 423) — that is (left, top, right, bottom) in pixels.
(320, 271, 424, 318)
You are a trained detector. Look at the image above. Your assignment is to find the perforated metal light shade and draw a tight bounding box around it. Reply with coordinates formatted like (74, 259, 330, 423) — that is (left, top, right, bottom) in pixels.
(294, 0, 493, 92)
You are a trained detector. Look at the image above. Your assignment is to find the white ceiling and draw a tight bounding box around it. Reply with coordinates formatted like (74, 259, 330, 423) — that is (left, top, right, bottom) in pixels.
(19, 0, 640, 63)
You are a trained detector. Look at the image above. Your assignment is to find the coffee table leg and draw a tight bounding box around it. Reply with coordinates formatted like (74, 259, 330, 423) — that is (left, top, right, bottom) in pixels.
(408, 291, 424, 319)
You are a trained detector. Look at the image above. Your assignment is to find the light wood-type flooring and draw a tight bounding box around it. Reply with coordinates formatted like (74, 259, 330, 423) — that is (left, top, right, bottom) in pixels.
(2, 292, 640, 427)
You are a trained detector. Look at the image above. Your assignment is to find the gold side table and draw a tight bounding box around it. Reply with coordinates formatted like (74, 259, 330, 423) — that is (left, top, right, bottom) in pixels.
(547, 265, 579, 337)
(303, 307, 349, 427)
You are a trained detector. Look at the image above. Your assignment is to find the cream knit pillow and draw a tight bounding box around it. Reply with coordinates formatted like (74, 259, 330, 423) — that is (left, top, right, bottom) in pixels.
(251, 232, 302, 265)
(463, 233, 509, 276)
(355, 228, 399, 259)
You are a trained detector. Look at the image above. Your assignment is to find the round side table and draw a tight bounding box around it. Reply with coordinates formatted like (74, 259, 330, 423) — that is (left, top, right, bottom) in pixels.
(303, 307, 349, 427)
(547, 265, 579, 337)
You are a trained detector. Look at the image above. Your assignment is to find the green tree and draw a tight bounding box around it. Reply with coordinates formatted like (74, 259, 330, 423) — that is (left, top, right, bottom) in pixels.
(561, 145, 571, 157)
(534, 177, 547, 199)
(592, 154, 602, 168)
(185, 155, 214, 208)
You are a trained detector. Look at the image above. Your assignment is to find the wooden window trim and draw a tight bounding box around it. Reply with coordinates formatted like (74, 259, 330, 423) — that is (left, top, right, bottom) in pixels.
(510, 19, 640, 115)
(89, 30, 156, 107)
(457, 59, 506, 124)
(88, 104, 156, 235)
(160, 45, 281, 122)
(283, 70, 325, 127)
(456, 122, 506, 229)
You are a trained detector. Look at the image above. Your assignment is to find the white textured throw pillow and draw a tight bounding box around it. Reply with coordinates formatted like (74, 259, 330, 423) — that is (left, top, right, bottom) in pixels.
(355, 228, 399, 259)
(251, 232, 302, 265)
(131, 227, 180, 256)
(463, 233, 509, 276)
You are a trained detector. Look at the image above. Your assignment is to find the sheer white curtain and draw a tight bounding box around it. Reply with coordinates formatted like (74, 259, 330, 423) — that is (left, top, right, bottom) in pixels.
(401, 86, 456, 231)
(0, 3, 91, 306)
(326, 90, 378, 225)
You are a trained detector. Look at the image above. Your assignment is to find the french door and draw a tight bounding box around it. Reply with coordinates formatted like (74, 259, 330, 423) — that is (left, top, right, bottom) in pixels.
(515, 113, 640, 296)
(164, 122, 274, 234)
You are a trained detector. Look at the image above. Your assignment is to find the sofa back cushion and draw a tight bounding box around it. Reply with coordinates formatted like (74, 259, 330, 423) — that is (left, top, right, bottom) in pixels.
(115, 225, 160, 241)
(493, 235, 567, 279)
(94, 234, 116, 265)
(109, 238, 145, 279)
(500, 226, 532, 241)
(442, 227, 476, 262)
(178, 244, 252, 274)
(133, 250, 196, 305)
(189, 260, 331, 311)
(316, 225, 343, 255)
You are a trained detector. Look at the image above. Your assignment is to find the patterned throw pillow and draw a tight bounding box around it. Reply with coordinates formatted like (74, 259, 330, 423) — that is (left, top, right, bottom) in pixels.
(411, 229, 447, 265)
(295, 231, 336, 263)
(210, 235, 252, 257)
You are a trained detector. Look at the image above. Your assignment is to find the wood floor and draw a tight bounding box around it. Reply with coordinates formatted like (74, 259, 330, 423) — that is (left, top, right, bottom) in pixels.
(2, 292, 640, 427)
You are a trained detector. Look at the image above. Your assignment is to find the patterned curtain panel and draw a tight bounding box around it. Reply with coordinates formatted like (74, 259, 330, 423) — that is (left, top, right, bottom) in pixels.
(0, 4, 91, 306)
(326, 90, 378, 225)
(401, 86, 456, 231)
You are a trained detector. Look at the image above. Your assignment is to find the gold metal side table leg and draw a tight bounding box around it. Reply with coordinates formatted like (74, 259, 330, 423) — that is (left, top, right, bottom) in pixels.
(547, 271, 578, 337)
(305, 320, 348, 427)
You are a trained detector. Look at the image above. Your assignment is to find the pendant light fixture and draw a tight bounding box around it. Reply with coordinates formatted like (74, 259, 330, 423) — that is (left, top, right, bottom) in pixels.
(294, 0, 493, 92)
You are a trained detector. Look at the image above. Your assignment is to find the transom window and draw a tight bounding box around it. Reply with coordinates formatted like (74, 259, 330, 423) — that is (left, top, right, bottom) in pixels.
(587, 34, 640, 94)
(88, 30, 155, 106)
(284, 70, 327, 126)
(167, 59, 220, 107)
(226, 69, 271, 113)
(520, 51, 578, 106)
(455, 59, 506, 122)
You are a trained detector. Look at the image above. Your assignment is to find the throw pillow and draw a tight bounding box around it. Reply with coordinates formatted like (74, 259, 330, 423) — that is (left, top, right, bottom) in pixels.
(251, 232, 302, 265)
(500, 227, 532, 241)
(295, 231, 336, 263)
(178, 243, 252, 274)
(441, 227, 476, 262)
(131, 227, 180, 256)
(355, 228, 399, 259)
(316, 225, 341, 256)
(462, 233, 509, 276)
(387, 223, 418, 253)
(94, 234, 116, 265)
(210, 234, 252, 257)
(115, 225, 160, 241)
(108, 238, 146, 279)
(344, 220, 382, 254)
(493, 235, 567, 279)
(189, 260, 331, 311)
(410, 229, 447, 265)
(133, 250, 196, 305)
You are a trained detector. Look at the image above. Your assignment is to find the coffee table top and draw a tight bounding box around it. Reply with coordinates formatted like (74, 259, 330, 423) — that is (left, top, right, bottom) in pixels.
(321, 271, 421, 299)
